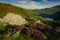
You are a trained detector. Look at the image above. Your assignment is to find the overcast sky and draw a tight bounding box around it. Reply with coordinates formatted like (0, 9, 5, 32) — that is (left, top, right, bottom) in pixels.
(0, 0, 60, 9)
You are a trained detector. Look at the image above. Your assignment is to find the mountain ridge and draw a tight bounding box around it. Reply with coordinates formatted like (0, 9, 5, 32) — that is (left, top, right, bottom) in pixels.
(32, 5, 60, 15)
(0, 3, 37, 19)
(32, 5, 60, 20)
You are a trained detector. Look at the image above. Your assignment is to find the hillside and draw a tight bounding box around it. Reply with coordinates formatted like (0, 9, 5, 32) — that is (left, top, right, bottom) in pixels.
(32, 5, 60, 18)
(51, 11, 60, 21)
(32, 5, 60, 27)
(0, 3, 37, 19)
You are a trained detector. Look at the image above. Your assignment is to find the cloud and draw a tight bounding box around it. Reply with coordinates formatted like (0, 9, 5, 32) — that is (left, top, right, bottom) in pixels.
(14, 0, 51, 9)
(18, 1, 28, 4)
(42, 0, 48, 2)
(12, 0, 40, 9)
(15, 0, 30, 1)
(1, 0, 60, 9)
(12, 1, 43, 9)
(16, 0, 32, 4)
(13, 0, 57, 9)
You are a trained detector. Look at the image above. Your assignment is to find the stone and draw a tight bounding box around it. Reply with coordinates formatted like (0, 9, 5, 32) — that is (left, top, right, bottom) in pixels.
(3, 13, 26, 25)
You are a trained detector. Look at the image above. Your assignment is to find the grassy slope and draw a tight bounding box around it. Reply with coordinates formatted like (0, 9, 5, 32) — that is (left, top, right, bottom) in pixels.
(42, 20, 60, 27)
(0, 3, 37, 19)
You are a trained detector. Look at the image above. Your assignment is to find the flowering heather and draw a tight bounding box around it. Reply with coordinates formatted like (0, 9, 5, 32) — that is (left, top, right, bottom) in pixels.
(21, 27, 46, 40)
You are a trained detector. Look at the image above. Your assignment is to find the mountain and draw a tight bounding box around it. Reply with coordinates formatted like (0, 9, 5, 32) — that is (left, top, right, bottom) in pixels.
(51, 11, 60, 21)
(32, 5, 60, 27)
(0, 3, 38, 19)
(32, 5, 60, 18)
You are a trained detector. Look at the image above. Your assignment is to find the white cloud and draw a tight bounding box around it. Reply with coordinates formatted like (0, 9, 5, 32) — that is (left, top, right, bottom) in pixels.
(13, 1, 43, 9)
(15, 0, 32, 2)
(16, 0, 32, 4)
(12, 0, 44, 9)
(42, 0, 48, 2)
(18, 1, 28, 4)
(12, 0, 60, 9)
(0, 0, 60, 9)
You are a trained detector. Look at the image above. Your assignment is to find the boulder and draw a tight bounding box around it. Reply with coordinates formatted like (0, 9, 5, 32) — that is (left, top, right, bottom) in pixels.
(3, 13, 26, 25)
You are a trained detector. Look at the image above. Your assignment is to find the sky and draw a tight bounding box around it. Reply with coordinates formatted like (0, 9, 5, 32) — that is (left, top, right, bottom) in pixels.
(0, 0, 60, 9)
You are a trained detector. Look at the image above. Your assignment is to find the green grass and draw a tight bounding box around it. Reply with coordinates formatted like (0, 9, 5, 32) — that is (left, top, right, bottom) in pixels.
(11, 33, 33, 40)
(42, 20, 60, 27)
(0, 22, 39, 40)
(0, 3, 38, 19)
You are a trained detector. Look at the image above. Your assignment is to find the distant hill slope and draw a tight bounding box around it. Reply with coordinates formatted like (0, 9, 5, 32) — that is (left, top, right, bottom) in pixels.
(51, 11, 60, 21)
(32, 5, 60, 27)
(32, 5, 60, 18)
(0, 3, 37, 19)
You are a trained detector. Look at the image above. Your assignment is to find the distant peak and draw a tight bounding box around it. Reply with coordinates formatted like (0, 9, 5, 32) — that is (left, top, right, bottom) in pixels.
(54, 5, 60, 8)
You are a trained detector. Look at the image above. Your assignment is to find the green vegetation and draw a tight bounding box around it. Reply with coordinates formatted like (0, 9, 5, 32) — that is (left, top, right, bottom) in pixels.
(32, 5, 60, 15)
(0, 22, 40, 40)
(0, 21, 60, 40)
(51, 11, 60, 21)
(0, 3, 60, 40)
(32, 5, 60, 21)
(0, 3, 37, 19)
(32, 5, 60, 27)
(42, 20, 60, 27)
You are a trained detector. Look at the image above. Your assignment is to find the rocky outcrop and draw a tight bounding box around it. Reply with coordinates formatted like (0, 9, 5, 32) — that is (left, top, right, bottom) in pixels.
(0, 13, 26, 25)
